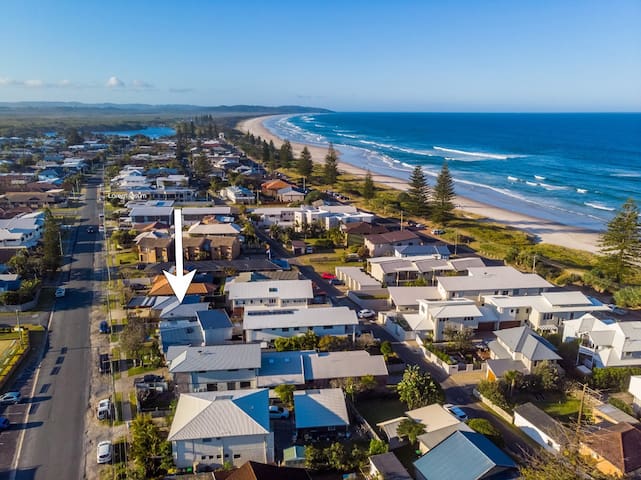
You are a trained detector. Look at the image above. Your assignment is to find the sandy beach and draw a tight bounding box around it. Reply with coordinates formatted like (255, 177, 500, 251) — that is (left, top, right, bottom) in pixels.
(237, 115, 602, 253)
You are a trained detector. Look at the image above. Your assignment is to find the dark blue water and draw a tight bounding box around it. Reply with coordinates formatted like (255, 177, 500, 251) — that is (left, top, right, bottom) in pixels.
(264, 113, 641, 231)
(96, 126, 175, 139)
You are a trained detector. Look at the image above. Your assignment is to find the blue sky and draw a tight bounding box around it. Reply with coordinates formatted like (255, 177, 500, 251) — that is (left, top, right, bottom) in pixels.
(1, 0, 640, 111)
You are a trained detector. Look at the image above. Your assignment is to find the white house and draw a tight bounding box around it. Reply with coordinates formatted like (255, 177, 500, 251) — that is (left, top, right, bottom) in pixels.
(251, 207, 301, 228)
(436, 266, 553, 301)
(220, 186, 255, 204)
(514, 402, 565, 453)
(243, 306, 358, 344)
(168, 389, 273, 469)
(629, 376, 641, 415)
(0, 211, 45, 248)
(563, 314, 641, 369)
(405, 299, 483, 342)
(225, 279, 314, 312)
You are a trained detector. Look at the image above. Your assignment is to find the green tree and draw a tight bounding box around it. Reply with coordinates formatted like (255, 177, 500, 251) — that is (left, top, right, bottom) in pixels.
(323, 143, 339, 185)
(274, 384, 295, 407)
(468, 418, 503, 447)
(503, 369, 524, 399)
(120, 321, 147, 366)
(362, 170, 375, 200)
(42, 209, 61, 274)
(396, 364, 443, 409)
(598, 198, 641, 282)
(279, 140, 293, 168)
(65, 128, 83, 146)
(407, 166, 430, 217)
(129, 414, 172, 479)
(262, 140, 271, 166)
(396, 418, 426, 446)
(297, 146, 314, 178)
(193, 154, 212, 179)
(380, 340, 393, 360)
(533, 361, 561, 392)
(442, 326, 473, 351)
(305, 445, 327, 470)
(368, 438, 389, 455)
(431, 160, 456, 224)
(324, 442, 349, 471)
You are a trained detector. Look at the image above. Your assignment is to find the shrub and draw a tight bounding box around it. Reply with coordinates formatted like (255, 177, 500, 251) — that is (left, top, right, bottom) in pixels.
(614, 286, 641, 308)
(608, 397, 634, 416)
(591, 367, 641, 391)
(424, 342, 456, 365)
(477, 380, 511, 411)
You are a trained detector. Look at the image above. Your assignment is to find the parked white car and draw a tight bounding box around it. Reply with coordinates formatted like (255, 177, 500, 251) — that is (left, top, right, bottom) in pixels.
(97, 440, 112, 464)
(357, 309, 376, 319)
(97, 399, 111, 420)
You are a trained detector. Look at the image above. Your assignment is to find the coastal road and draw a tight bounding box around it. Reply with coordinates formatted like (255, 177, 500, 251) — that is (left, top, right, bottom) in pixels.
(0, 180, 100, 480)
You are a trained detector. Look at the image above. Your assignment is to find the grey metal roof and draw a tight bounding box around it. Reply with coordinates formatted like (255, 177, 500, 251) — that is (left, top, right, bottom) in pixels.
(160, 301, 210, 320)
(196, 309, 232, 330)
(294, 388, 349, 429)
(257, 351, 306, 387)
(369, 452, 413, 480)
(414, 430, 517, 480)
(437, 266, 553, 292)
(494, 326, 561, 361)
(514, 403, 566, 440)
(226, 279, 313, 301)
(168, 389, 269, 441)
(169, 343, 262, 373)
(302, 350, 388, 381)
(243, 306, 358, 330)
(388, 287, 442, 307)
(417, 423, 474, 451)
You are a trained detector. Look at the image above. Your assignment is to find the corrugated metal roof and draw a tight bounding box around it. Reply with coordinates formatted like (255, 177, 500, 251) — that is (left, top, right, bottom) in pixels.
(169, 343, 262, 373)
(303, 351, 388, 381)
(227, 279, 313, 301)
(243, 306, 358, 330)
(414, 431, 516, 480)
(168, 389, 269, 441)
(294, 388, 349, 429)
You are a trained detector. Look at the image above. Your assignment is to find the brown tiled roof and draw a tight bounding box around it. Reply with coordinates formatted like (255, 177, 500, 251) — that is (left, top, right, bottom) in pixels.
(207, 236, 238, 247)
(148, 274, 210, 296)
(3, 192, 60, 202)
(261, 179, 291, 191)
(215, 461, 310, 480)
(342, 222, 388, 235)
(585, 422, 641, 474)
(365, 229, 419, 244)
(137, 237, 173, 249)
(138, 222, 170, 232)
(182, 236, 207, 248)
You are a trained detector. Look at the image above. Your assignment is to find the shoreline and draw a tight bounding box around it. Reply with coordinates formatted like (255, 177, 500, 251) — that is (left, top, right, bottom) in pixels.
(237, 115, 601, 254)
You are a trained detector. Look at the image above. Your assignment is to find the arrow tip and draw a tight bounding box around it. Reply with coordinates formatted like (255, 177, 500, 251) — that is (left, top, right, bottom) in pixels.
(163, 269, 197, 303)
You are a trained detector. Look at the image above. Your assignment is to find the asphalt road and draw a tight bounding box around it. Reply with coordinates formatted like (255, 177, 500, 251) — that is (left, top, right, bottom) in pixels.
(0, 179, 100, 480)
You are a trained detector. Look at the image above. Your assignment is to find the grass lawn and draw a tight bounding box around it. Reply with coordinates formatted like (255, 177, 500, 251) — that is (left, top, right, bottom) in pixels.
(394, 444, 422, 472)
(127, 365, 157, 376)
(516, 391, 581, 423)
(296, 250, 350, 275)
(115, 250, 138, 266)
(356, 395, 407, 426)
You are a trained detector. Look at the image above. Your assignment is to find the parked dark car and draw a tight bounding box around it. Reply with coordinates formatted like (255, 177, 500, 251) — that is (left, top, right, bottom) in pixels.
(98, 353, 111, 374)
(99, 321, 111, 334)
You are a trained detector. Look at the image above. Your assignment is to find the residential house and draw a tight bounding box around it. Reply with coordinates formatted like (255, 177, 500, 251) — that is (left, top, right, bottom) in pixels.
(160, 301, 211, 321)
(294, 388, 350, 440)
(364, 230, 421, 257)
(368, 453, 413, 480)
(413, 431, 518, 480)
(225, 279, 314, 315)
(188, 222, 242, 237)
(243, 306, 358, 344)
(407, 299, 484, 342)
(159, 309, 233, 353)
(277, 186, 305, 203)
(251, 206, 300, 228)
(0, 274, 21, 292)
(168, 389, 273, 469)
(129, 201, 174, 225)
(147, 274, 213, 298)
(167, 343, 262, 393)
(0, 191, 66, 209)
(513, 403, 566, 453)
(563, 314, 641, 369)
(486, 326, 561, 380)
(221, 186, 255, 204)
(368, 257, 421, 286)
(387, 286, 442, 312)
(182, 206, 234, 224)
(136, 233, 173, 263)
(212, 461, 311, 480)
(182, 236, 210, 261)
(302, 350, 388, 388)
(393, 244, 452, 259)
(294, 205, 373, 231)
(0, 211, 45, 248)
(436, 266, 553, 301)
(580, 422, 641, 478)
(482, 291, 610, 332)
(260, 179, 291, 198)
(208, 236, 241, 260)
(334, 266, 381, 291)
(629, 375, 641, 415)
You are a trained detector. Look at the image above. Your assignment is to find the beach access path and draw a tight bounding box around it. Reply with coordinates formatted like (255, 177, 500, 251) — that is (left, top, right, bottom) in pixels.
(237, 115, 601, 254)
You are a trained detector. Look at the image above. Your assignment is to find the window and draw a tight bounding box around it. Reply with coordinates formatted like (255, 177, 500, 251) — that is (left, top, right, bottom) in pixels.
(516, 309, 520, 314)
(269, 287, 278, 292)
(240, 381, 251, 388)
(224, 454, 230, 458)
(510, 309, 514, 313)
(227, 382, 236, 390)
(201, 456, 206, 460)
(543, 313, 553, 320)
(233, 454, 241, 459)
(282, 327, 289, 332)
(203, 438, 212, 443)
(502, 290, 509, 295)
(217, 454, 223, 459)
(323, 326, 333, 330)
(293, 327, 300, 331)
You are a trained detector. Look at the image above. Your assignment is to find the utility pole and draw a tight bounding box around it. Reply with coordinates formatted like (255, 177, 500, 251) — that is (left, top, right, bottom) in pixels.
(576, 382, 588, 437)
(15, 310, 24, 347)
(400, 210, 403, 231)
(532, 253, 537, 273)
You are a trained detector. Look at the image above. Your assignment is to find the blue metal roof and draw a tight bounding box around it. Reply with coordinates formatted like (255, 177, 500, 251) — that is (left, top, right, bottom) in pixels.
(414, 431, 517, 480)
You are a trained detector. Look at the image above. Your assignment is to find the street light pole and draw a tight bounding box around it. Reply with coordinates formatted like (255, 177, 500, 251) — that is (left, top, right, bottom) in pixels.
(15, 309, 24, 347)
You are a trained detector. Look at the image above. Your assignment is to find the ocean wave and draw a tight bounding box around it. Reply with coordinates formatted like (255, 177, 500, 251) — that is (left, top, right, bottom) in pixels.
(433, 146, 512, 160)
(585, 202, 615, 212)
(577, 188, 588, 194)
(507, 176, 519, 182)
(526, 181, 538, 186)
(539, 183, 568, 191)
(336, 133, 359, 139)
(610, 172, 641, 178)
(534, 175, 546, 180)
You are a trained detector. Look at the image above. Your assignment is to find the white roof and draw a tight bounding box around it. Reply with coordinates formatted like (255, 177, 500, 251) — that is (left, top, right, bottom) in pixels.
(437, 266, 553, 292)
(294, 388, 349, 429)
(335, 266, 380, 287)
(187, 222, 241, 236)
(168, 344, 262, 373)
(182, 206, 232, 216)
(252, 207, 302, 215)
(168, 389, 269, 441)
(243, 306, 358, 330)
(629, 375, 641, 399)
(227, 279, 313, 301)
(406, 404, 462, 432)
(303, 350, 388, 380)
(388, 287, 442, 307)
(428, 303, 483, 319)
(485, 293, 610, 314)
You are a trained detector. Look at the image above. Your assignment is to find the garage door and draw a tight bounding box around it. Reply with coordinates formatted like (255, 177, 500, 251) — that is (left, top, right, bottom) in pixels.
(499, 321, 521, 329)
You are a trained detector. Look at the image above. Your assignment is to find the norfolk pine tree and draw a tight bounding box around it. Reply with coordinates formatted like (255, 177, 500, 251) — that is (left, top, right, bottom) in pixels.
(432, 160, 456, 224)
(362, 170, 375, 199)
(407, 165, 430, 217)
(297, 146, 314, 177)
(279, 140, 293, 168)
(599, 198, 641, 282)
(323, 143, 339, 185)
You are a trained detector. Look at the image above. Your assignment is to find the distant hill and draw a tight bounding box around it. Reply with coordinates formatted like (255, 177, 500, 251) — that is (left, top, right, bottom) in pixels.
(0, 101, 332, 117)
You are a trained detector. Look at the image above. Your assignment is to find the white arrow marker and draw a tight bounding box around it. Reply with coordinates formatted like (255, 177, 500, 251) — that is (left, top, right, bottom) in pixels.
(163, 209, 197, 303)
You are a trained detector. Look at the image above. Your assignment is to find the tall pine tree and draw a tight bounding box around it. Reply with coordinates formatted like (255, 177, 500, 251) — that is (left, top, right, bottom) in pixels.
(42, 208, 61, 274)
(323, 143, 339, 185)
(431, 161, 456, 224)
(362, 170, 375, 200)
(599, 198, 641, 282)
(407, 166, 430, 217)
(297, 146, 313, 178)
(279, 140, 293, 169)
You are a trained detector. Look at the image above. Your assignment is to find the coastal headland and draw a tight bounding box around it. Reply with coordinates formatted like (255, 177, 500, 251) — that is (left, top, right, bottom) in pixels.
(238, 115, 602, 254)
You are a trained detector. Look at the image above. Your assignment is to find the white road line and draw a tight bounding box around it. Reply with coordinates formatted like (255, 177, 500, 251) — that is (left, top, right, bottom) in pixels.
(9, 306, 56, 480)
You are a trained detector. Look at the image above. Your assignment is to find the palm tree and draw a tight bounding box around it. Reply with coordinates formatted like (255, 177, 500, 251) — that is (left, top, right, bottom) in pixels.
(396, 418, 426, 446)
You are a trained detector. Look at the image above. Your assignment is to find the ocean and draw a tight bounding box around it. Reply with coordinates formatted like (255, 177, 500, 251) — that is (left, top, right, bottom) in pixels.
(263, 113, 641, 231)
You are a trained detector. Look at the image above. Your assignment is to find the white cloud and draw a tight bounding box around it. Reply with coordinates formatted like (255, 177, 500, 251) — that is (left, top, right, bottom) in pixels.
(24, 79, 45, 88)
(106, 76, 124, 88)
(58, 79, 73, 87)
(131, 79, 153, 89)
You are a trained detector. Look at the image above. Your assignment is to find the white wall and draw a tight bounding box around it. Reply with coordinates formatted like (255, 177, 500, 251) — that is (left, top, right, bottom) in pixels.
(513, 413, 561, 453)
(173, 433, 274, 469)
